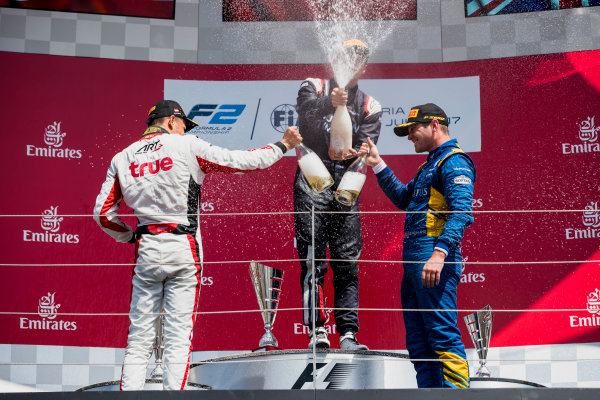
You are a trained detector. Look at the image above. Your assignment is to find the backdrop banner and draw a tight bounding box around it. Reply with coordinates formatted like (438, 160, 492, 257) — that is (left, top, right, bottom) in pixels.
(1, 50, 598, 350)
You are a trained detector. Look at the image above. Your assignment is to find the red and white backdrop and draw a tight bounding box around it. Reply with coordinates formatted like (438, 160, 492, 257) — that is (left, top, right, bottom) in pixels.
(0, 50, 598, 352)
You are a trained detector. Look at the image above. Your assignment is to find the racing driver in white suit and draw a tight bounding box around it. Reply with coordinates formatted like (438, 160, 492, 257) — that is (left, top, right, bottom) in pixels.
(93, 100, 302, 390)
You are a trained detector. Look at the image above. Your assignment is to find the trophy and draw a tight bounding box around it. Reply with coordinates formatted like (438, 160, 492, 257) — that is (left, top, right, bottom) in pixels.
(150, 310, 165, 379)
(464, 305, 493, 378)
(249, 262, 284, 350)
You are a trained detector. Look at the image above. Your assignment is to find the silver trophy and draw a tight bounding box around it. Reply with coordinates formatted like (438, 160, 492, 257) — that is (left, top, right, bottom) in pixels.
(249, 262, 284, 350)
(464, 305, 493, 377)
(150, 310, 165, 379)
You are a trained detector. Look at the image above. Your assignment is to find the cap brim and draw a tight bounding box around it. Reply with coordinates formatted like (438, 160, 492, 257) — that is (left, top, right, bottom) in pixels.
(184, 118, 198, 133)
(393, 121, 416, 137)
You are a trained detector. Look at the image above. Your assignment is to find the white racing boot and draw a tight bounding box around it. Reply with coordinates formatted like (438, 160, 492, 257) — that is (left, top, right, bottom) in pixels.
(308, 327, 330, 349)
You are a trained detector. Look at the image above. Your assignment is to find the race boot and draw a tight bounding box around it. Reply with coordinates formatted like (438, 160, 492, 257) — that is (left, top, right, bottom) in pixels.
(339, 331, 368, 351)
(308, 327, 330, 349)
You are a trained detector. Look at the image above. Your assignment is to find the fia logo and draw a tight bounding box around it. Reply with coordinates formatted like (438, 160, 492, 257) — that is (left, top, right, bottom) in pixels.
(271, 104, 297, 133)
(582, 202, 600, 228)
(41, 206, 63, 233)
(588, 288, 600, 315)
(44, 122, 66, 148)
(578, 116, 599, 143)
(38, 292, 60, 320)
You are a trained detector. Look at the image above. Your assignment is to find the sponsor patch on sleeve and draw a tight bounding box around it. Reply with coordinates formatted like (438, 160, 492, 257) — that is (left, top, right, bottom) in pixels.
(453, 175, 472, 185)
(365, 96, 382, 116)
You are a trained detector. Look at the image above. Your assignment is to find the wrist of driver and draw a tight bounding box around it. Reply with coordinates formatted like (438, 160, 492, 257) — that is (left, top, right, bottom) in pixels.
(372, 160, 387, 174)
(274, 141, 288, 154)
(434, 242, 449, 257)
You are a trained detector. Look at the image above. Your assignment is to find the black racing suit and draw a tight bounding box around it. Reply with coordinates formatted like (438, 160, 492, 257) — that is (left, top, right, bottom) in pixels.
(294, 78, 382, 335)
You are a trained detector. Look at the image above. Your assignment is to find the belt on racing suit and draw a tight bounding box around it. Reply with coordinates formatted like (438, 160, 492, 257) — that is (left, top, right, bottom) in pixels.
(135, 223, 196, 236)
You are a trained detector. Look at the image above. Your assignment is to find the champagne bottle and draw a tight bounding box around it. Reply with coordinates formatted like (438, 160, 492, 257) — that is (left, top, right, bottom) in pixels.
(335, 154, 367, 206)
(296, 143, 334, 194)
(329, 104, 352, 158)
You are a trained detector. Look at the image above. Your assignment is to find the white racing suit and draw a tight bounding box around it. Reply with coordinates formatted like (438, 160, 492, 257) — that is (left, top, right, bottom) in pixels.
(93, 126, 287, 390)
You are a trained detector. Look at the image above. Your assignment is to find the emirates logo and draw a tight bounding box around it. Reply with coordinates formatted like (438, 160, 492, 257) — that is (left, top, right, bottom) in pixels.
(41, 206, 63, 233)
(20, 292, 77, 331)
(38, 292, 60, 320)
(26, 121, 82, 159)
(582, 202, 600, 228)
(43, 121, 67, 148)
(588, 288, 600, 315)
(578, 116, 599, 143)
(562, 116, 600, 154)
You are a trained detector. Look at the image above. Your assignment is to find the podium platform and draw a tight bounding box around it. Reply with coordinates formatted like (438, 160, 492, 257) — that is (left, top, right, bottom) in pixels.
(188, 349, 544, 390)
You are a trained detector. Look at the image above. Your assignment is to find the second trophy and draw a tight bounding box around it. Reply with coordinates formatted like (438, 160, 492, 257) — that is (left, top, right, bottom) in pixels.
(249, 262, 285, 351)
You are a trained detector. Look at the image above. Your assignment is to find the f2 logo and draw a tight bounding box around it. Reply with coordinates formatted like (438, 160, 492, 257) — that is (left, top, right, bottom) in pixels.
(188, 104, 246, 124)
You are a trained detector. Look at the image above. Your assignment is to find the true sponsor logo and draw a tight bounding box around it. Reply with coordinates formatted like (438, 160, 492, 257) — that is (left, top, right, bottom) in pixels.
(23, 206, 80, 244)
(26, 121, 83, 159)
(461, 256, 486, 284)
(568, 288, 600, 328)
(270, 104, 297, 133)
(129, 157, 173, 177)
(561, 116, 600, 154)
(187, 104, 247, 135)
(565, 201, 600, 240)
(20, 292, 77, 331)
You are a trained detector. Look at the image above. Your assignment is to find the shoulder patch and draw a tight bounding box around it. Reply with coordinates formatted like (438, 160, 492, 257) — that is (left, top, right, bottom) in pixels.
(302, 78, 324, 94)
(365, 96, 382, 116)
(453, 175, 472, 185)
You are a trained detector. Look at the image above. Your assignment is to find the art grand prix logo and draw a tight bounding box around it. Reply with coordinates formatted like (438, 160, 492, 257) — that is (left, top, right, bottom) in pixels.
(23, 205, 80, 244)
(271, 104, 298, 133)
(20, 292, 77, 331)
(26, 121, 83, 159)
(565, 201, 600, 240)
(561, 116, 600, 154)
(568, 288, 600, 328)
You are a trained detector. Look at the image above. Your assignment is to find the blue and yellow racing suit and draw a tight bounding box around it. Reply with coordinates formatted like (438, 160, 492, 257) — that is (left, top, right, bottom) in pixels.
(375, 138, 475, 388)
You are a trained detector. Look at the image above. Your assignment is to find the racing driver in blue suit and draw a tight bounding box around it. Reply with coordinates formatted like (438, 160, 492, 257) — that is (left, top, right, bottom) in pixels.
(364, 103, 475, 388)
